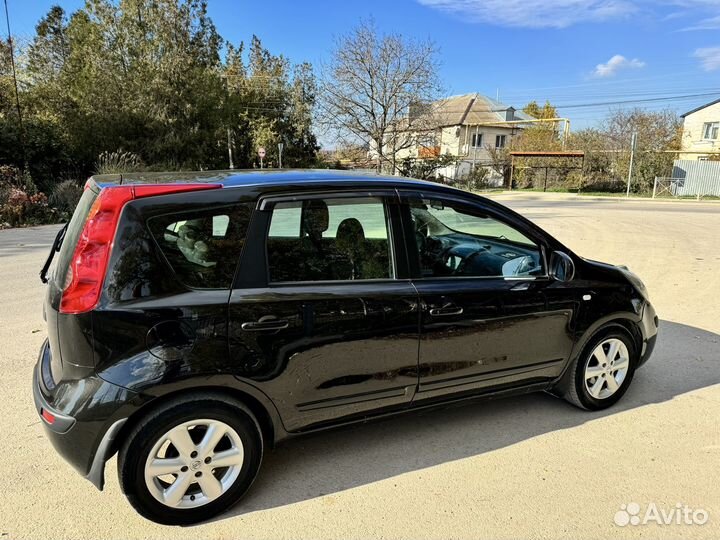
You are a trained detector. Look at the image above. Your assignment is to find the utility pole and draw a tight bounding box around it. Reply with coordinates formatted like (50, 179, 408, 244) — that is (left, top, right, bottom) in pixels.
(472, 126, 479, 172)
(626, 132, 637, 197)
(4, 0, 25, 167)
(278, 142, 284, 169)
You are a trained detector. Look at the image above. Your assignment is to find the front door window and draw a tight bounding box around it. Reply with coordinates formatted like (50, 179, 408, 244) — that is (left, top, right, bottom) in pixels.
(409, 199, 544, 279)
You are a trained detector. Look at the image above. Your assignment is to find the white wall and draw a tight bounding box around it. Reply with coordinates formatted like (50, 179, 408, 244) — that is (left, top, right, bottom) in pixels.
(681, 102, 720, 160)
(379, 124, 520, 178)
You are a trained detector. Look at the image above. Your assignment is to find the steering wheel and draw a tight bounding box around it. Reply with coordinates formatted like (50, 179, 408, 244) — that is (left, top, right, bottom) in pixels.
(435, 245, 465, 275)
(454, 248, 489, 276)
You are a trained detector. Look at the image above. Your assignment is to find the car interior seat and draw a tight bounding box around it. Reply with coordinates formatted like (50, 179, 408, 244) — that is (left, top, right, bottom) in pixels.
(335, 217, 366, 279)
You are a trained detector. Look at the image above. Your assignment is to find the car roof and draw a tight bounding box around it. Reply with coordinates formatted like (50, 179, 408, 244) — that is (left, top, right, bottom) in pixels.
(89, 168, 460, 194)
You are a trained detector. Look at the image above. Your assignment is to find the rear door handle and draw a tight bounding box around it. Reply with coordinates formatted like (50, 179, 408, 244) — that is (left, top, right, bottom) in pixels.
(240, 317, 289, 332)
(429, 306, 464, 317)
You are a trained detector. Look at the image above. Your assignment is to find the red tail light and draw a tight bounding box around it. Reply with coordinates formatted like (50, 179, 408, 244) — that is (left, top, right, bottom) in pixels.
(41, 408, 56, 424)
(59, 183, 221, 314)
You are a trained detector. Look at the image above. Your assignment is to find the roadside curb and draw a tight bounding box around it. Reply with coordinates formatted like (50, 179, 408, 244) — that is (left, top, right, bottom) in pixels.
(479, 191, 720, 204)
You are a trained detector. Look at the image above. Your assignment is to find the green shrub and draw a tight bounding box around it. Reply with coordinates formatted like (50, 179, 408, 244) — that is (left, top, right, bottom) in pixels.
(95, 150, 143, 175)
(0, 165, 37, 194)
(462, 166, 490, 191)
(50, 179, 84, 219)
(1, 188, 57, 227)
(0, 166, 59, 227)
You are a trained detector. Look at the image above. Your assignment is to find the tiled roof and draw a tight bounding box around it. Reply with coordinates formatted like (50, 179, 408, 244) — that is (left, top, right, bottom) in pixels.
(431, 93, 533, 126)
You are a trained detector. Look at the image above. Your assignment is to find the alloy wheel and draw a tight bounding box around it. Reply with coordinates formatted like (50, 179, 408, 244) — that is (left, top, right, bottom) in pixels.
(144, 419, 245, 509)
(583, 338, 630, 400)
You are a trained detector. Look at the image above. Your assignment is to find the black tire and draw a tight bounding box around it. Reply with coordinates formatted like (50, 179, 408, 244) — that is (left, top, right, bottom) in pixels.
(563, 329, 637, 411)
(118, 393, 263, 525)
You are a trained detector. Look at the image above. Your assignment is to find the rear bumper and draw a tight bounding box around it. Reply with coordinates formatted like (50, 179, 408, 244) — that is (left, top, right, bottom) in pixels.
(33, 348, 75, 434)
(32, 340, 135, 489)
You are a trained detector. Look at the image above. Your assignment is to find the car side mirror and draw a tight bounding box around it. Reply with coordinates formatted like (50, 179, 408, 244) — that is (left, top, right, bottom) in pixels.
(550, 251, 575, 282)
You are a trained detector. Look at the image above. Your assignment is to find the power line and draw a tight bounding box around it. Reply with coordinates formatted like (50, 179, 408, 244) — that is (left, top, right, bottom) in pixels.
(503, 87, 720, 103)
(495, 68, 707, 95)
(552, 91, 720, 110)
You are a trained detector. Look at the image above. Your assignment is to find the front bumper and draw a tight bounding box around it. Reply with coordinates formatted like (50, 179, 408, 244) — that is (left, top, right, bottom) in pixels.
(637, 301, 659, 368)
(32, 339, 135, 489)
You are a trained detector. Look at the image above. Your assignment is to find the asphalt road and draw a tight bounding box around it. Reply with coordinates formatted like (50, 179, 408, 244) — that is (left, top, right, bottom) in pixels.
(1, 193, 719, 539)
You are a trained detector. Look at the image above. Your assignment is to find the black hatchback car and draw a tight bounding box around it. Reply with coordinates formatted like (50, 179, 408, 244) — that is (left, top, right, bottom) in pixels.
(34, 170, 657, 524)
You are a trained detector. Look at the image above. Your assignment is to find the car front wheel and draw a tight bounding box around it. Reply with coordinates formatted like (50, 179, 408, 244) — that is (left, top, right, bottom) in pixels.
(563, 331, 637, 410)
(118, 394, 263, 525)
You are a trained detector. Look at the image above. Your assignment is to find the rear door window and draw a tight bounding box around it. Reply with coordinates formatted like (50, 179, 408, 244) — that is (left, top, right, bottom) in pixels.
(266, 197, 394, 282)
(148, 204, 253, 289)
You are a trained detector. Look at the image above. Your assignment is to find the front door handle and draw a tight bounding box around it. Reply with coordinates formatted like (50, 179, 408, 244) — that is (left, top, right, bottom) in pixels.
(240, 316, 289, 332)
(429, 305, 464, 317)
(510, 281, 531, 291)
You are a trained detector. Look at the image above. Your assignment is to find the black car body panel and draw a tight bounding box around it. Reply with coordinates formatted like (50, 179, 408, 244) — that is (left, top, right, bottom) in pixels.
(228, 281, 420, 432)
(33, 170, 658, 491)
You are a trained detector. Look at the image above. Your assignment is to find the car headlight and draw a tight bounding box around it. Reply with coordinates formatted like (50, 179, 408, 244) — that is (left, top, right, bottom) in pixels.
(618, 266, 649, 300)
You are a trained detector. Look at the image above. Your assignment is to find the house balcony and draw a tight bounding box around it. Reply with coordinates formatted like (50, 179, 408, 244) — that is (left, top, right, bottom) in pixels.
(418, 145, 441, 158)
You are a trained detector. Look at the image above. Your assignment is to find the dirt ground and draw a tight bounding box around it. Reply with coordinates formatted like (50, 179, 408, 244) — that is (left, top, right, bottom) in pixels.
(1, 192, 718, 539)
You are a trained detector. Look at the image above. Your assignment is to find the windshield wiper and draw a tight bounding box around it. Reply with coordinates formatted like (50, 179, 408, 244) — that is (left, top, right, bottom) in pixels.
(40, 223, 68, 284)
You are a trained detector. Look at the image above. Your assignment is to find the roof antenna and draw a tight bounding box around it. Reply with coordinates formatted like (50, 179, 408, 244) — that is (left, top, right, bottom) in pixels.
(119, 174, 124, 185)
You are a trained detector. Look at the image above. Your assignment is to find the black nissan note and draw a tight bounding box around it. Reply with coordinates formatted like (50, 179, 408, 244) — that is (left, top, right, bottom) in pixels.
(34, 169, 658, 524)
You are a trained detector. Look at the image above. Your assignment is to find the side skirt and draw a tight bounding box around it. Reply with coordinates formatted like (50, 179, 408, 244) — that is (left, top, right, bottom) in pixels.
(284, 380, 552, 438)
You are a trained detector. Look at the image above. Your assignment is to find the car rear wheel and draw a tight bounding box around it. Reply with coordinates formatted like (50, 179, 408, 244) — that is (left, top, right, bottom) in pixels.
(563, 330, 637, 410)
(118, 394, 263, 525)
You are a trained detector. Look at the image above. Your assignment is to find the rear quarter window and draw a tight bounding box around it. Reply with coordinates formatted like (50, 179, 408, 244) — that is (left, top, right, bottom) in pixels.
(148, 204, 253, 289)
(54, 187, 98, 285)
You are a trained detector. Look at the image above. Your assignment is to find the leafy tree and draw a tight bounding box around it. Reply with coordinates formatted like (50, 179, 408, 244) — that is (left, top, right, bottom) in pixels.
(224, 36, 319, 168)
(602, 108, 681, 192)
(506, 101, 565, 187)
(1, 0, 320, 206)
(523, 100, 557, 120)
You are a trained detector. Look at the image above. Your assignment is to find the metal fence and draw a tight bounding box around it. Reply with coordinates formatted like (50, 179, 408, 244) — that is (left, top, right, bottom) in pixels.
(659, 160, 720, 198)
(653, 178, 686, 198)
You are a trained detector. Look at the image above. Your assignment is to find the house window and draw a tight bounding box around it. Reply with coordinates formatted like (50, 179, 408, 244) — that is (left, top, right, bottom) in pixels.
(702, 122, 719, 140)
(418, 134, 437, 147)
(495, 135, 507, 148)
(471, 133, 483, 147)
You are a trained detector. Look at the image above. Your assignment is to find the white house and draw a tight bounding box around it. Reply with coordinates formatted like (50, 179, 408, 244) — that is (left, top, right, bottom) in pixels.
(384, 93, 534, 181)
(680, 98, 720, 160)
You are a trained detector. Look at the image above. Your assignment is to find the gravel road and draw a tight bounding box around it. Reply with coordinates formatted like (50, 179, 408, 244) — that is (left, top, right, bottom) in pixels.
(1, 193, 718, 539)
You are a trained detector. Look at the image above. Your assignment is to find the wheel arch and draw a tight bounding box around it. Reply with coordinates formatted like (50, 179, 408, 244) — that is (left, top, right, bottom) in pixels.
(112, 385, 282, 459)
(552, 313, 642, 394)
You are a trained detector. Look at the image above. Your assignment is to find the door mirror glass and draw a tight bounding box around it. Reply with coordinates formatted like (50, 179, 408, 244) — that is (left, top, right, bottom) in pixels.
(550, 251, 575, 282)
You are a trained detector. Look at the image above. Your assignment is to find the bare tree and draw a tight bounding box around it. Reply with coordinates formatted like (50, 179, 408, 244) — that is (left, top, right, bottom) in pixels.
(485, 144, 511, 187)
(318, 21, 442, 174)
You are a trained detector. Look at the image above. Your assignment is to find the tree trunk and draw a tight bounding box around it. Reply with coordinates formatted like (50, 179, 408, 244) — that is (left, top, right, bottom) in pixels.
(375, 137, 383, 174)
